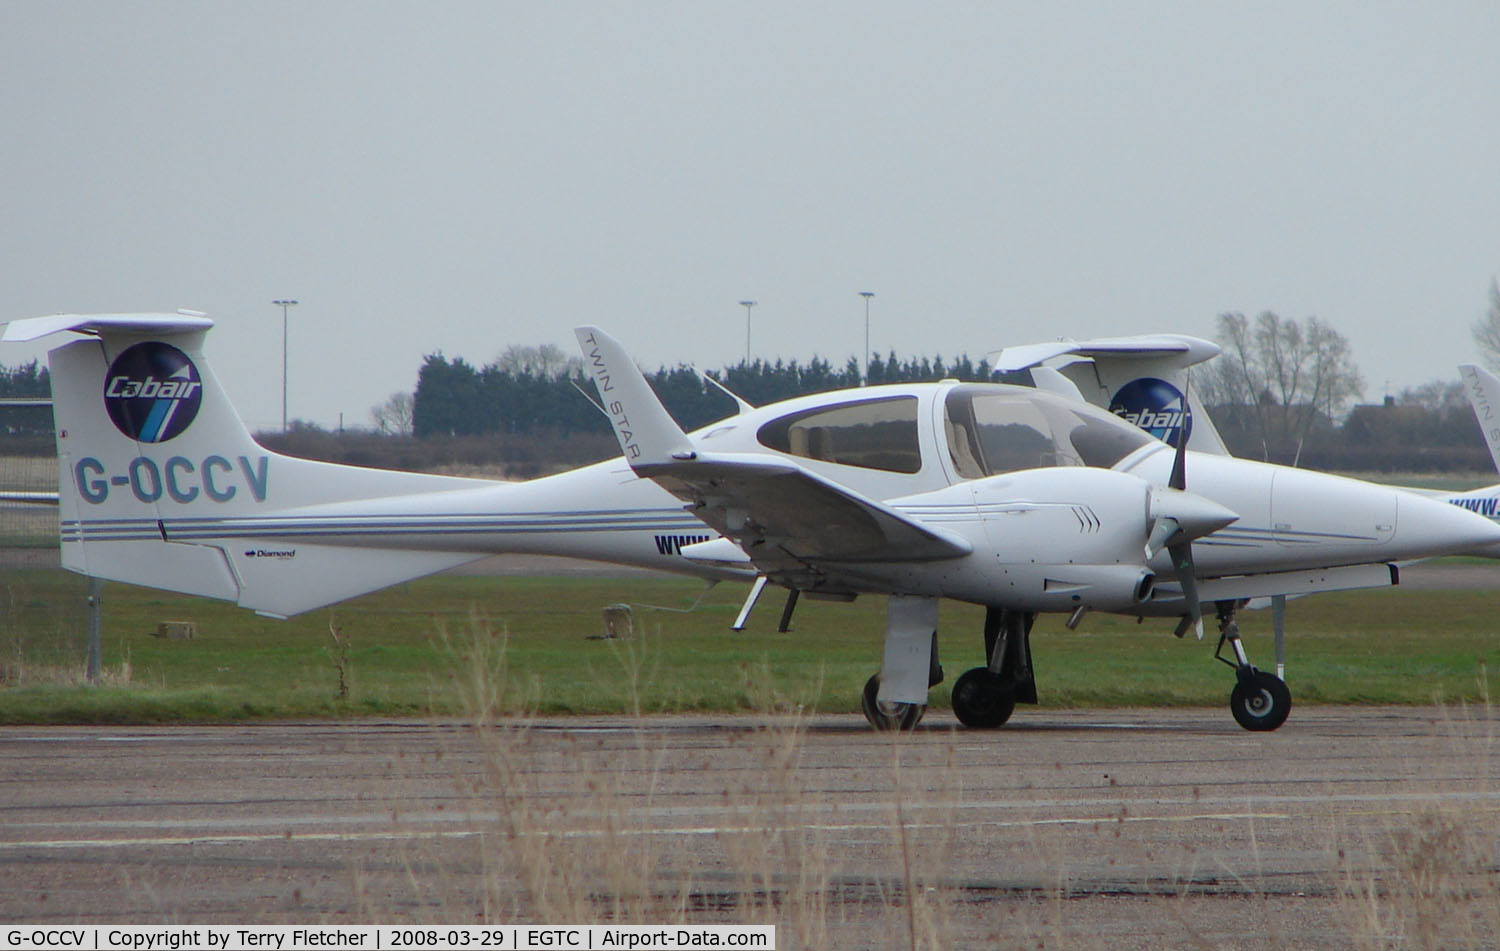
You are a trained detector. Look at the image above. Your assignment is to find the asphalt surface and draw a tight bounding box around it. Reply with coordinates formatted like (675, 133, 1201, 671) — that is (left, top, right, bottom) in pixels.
(3, 708, 1498, 948)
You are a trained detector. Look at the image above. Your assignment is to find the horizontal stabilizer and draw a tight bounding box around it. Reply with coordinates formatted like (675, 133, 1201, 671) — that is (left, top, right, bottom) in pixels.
(992, 334, 1220, 372)
(3, 312, 214, 343)
(68, 534, 481, 618)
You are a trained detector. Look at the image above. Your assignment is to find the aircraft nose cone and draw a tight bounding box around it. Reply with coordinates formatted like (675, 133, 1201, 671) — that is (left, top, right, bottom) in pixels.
(1150, 486, 1239, 541)
(1393, 491, 1500, 560)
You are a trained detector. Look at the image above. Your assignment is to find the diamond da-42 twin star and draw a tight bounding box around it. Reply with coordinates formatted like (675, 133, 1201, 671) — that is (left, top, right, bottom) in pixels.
(9, 313, 1500, 732)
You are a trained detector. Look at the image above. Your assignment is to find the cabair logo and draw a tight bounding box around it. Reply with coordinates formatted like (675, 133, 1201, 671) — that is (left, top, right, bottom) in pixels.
(1109, 377, 1193, 445)
(103, 342, 203, 443)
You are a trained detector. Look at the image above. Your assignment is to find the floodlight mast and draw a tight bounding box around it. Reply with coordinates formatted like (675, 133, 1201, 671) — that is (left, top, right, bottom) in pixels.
(860, 291, 874, 386)
(273, 299, 298, 432)
(738, 300, 756, 366)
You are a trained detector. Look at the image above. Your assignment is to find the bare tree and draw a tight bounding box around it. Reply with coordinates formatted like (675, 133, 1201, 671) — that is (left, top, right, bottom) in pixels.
(1471, 279, 1500, 370)
(494, 343, 582, 378)
(371, 391, 415, 436)
(1398, 379, 1466, 412)
(1204, 311, 1364, 463)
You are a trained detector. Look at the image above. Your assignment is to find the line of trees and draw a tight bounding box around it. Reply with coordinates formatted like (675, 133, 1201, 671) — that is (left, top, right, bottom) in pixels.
(0, 360, 54, 453)
(406, 309, 1499, 475)
(411, 346, 1000, 439)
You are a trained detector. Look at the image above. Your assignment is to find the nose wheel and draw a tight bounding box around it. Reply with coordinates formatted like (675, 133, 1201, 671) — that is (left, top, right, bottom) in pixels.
(1230, 669, 1291, 731)
(1215, 601, 1291, 732)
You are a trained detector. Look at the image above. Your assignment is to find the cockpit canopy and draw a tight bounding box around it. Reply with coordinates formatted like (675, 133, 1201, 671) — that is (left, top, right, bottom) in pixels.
(941, 384, 1157, 477)
(753, 384, 1157, 480)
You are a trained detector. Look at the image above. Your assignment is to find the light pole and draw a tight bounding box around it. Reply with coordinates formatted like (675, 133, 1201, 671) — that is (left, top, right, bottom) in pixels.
(859, 291, 874, 386)
(273, 299, 298, 432)
(738, 300, 756, 366)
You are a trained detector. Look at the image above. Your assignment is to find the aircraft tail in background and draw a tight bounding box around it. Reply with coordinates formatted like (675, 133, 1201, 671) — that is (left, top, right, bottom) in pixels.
(991, 334, 1230, 456)
(3, 313, 489, 616)
(1459, 363, 1500, 475)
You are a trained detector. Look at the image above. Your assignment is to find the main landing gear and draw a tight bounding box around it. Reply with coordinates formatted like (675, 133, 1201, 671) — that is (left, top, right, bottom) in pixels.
(861, 672, 927, 731)
(951, 608, 1037, 729)
(859, 603, 1038, 731)
(1213, 600, 1291, 731)
(860, 595, 944, 731)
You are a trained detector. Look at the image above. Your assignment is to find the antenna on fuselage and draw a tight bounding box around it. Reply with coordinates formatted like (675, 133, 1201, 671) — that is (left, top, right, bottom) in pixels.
(698, 369, 755, 414)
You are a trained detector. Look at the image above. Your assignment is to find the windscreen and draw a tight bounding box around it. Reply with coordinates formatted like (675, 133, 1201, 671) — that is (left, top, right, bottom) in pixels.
(943, 385, 1155, 478)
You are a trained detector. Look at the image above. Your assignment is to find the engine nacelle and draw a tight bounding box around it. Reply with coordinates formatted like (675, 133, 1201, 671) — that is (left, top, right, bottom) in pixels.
(987, 562, 1157, 613)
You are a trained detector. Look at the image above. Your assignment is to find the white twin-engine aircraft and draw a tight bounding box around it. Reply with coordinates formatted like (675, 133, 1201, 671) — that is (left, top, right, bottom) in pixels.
(9, 313, 1500, 733)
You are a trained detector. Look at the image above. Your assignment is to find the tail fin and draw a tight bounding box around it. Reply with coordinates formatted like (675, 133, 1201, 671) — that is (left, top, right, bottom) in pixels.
(5, 312, 486, 616)
(1459, 363, 1500, 475)
(992, 334, 1231, 455)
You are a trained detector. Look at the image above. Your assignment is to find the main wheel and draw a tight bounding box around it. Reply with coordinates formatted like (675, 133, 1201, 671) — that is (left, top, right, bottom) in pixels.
(1229, 670, 1291, 732)
(861, 674, 925, 731)
(950, 667, 1016, 729)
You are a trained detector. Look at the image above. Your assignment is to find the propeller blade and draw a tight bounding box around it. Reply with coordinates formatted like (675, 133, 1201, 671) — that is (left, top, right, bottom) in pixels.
(1163, 381, 1206, 637)
(1169, 539, 1204, 640)
(1169, 412, 1188, 491)
(1144, 516, 1179, 561)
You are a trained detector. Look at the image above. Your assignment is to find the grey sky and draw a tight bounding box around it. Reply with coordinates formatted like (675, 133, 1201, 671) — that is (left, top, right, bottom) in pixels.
(3, 2, 1498, 430)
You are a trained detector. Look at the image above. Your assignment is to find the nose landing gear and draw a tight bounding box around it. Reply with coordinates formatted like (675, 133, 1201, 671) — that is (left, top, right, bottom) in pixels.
(1214, 601, 1291, 731)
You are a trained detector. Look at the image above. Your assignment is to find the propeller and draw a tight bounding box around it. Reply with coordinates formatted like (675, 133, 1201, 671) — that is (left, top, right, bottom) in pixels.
(1142, 399, 1236, 639)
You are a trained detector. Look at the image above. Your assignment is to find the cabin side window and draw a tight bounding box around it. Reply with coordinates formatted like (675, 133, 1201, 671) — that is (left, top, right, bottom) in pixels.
(944, 390, 1064, 476)
(943, 386, 1156, 478)
(757, 396, 922, 473)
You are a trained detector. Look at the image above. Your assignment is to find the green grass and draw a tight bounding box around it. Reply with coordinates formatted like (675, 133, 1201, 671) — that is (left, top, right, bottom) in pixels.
(1, 567, 1499, 723)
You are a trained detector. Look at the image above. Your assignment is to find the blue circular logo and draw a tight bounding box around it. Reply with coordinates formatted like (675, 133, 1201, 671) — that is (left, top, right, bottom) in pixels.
(103, 342, 203, 442)
(1109, 377, 1192, 445)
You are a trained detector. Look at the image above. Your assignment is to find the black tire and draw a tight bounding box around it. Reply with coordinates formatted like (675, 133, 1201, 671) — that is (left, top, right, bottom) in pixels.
(1229, 670, 1291, 732)
(951, 667, 1017, 729)
(860, 673, 925, 731)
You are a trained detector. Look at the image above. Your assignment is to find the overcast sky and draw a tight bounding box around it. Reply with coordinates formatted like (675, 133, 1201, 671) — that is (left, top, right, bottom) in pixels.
(3, 2, 1498, 430)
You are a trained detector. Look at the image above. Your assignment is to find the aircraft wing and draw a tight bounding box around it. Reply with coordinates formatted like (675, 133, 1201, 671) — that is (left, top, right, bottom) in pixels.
(573, 325, 970, 573)
(641, 452, 971, 568)
(1459, 363, 1500, 474)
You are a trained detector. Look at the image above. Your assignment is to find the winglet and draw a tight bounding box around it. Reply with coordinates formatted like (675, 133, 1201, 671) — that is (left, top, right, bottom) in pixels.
(575, 326, 695, 467)
(1460, 363, 1500, 475)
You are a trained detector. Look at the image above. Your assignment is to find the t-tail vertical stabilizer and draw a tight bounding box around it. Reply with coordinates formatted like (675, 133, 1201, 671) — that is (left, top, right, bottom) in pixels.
(4, 312, 488, 616)
(993, 334, 1230, 455)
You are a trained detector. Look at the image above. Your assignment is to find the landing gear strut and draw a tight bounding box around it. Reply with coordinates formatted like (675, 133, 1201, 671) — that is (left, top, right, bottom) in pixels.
(861, 596, 943, 731)
(1214, 601, 1291, 731)
(951, 608, 1037, 729)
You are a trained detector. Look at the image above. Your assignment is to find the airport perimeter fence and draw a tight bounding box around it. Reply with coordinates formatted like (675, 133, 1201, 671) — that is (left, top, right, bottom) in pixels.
(0, 442, 90, 686)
